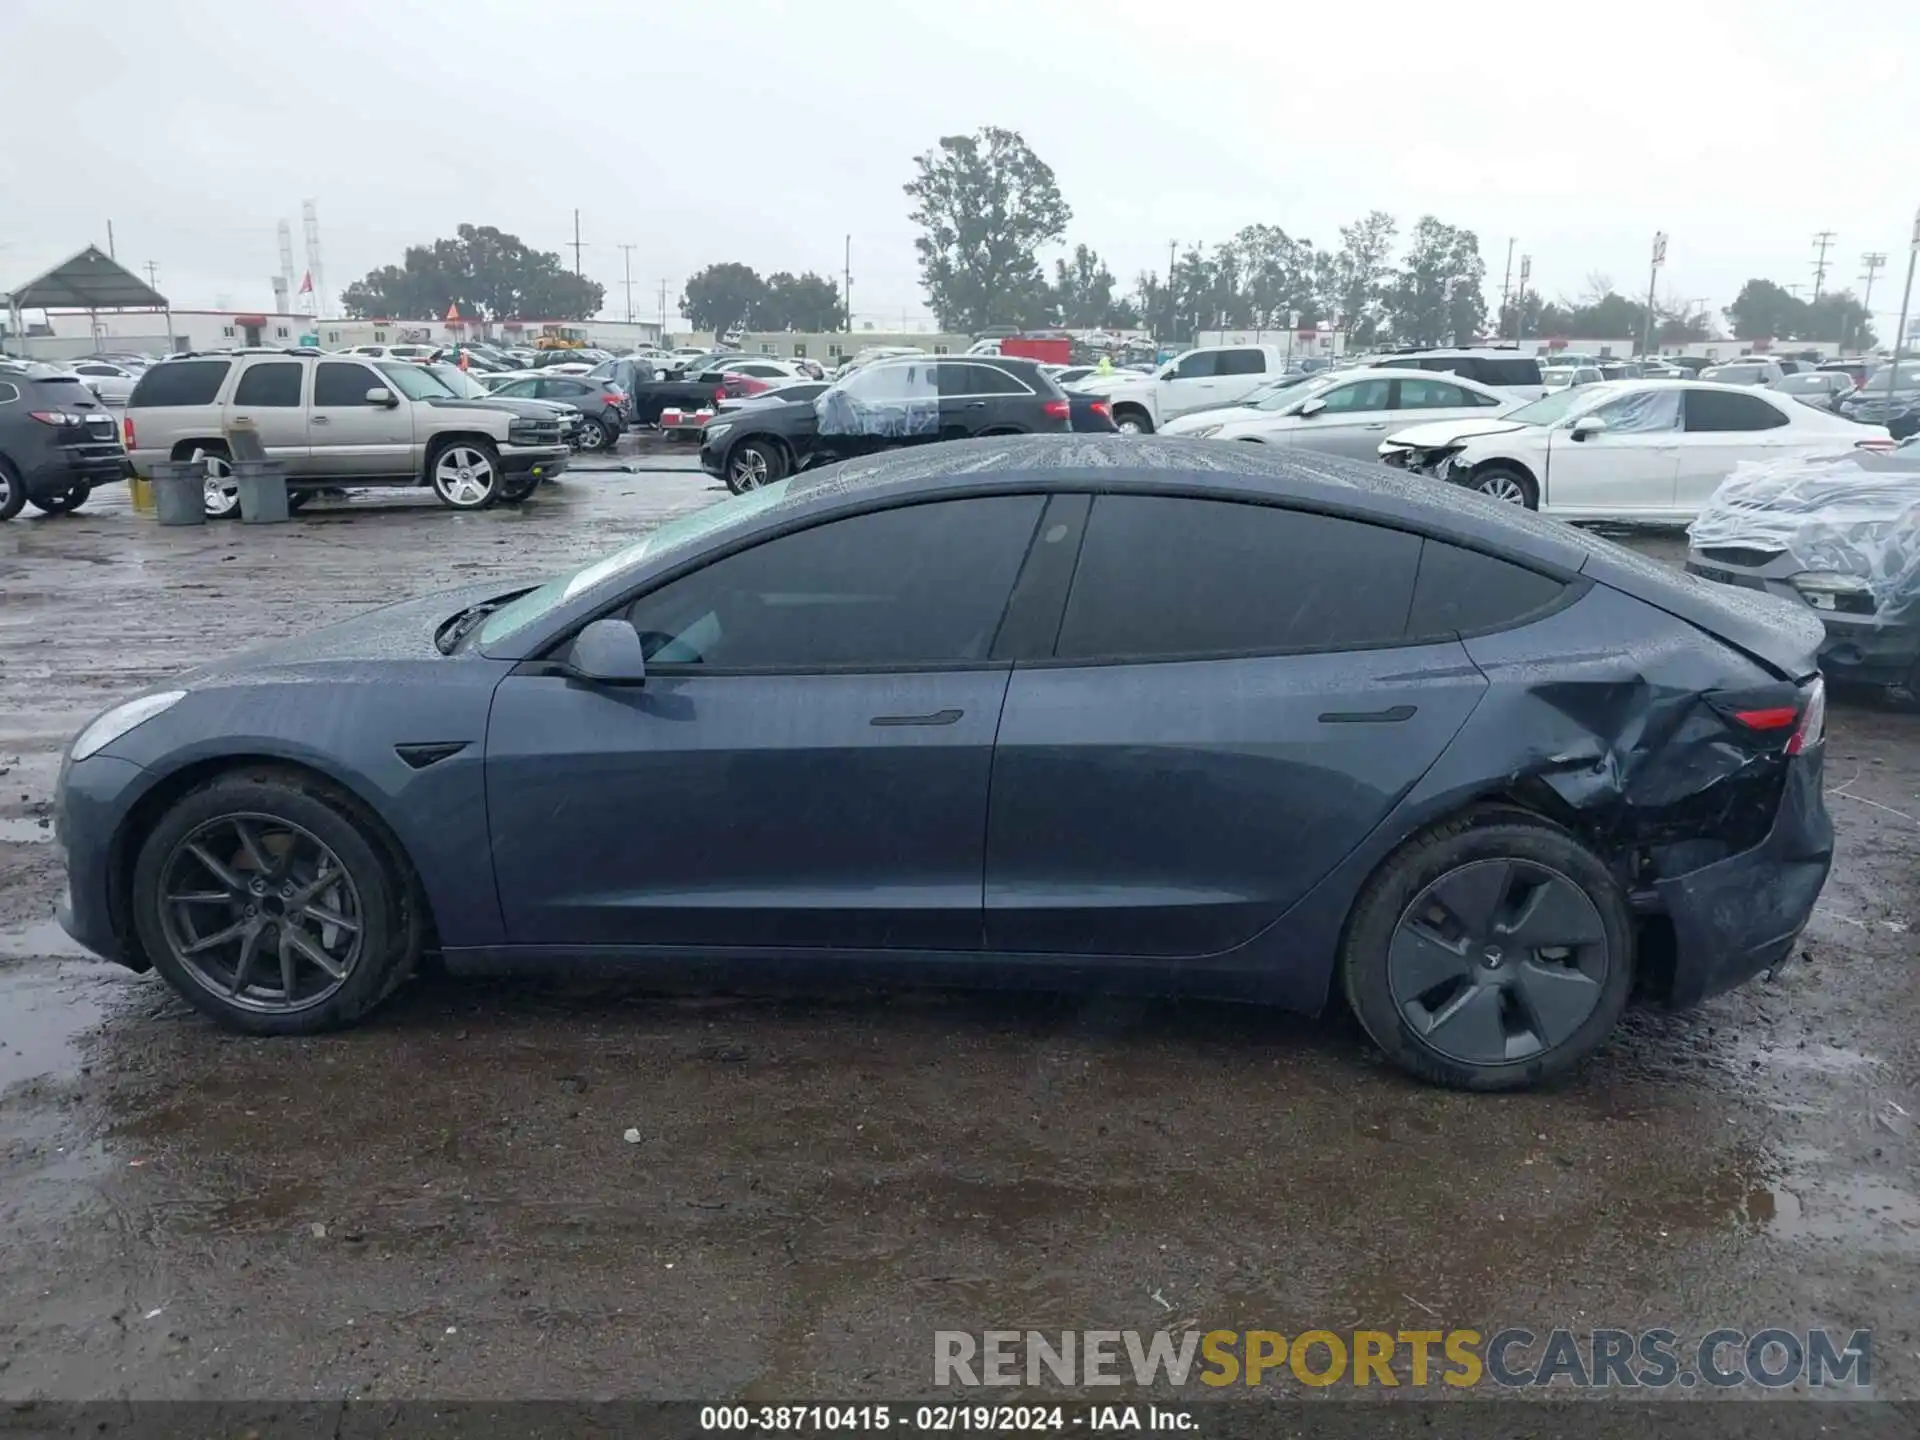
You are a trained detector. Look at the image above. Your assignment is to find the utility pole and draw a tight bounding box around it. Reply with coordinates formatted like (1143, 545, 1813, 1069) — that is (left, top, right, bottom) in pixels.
(1860, 253, 1887, 352)
(844, 234, 853, 333)
(1498, 237, 1515, 335)
(658, 279, 669, 337)
(617, 243, 637, 323)
(143, 261, 160, 290)
(106, 220, 116, 260)
(1640, 233, 1666, 358)
(1811, 230, 1836, 304)
(1885, 207, 1919, 412)
(1515, 254, 1532, 340)
(570, 209, 584, 276)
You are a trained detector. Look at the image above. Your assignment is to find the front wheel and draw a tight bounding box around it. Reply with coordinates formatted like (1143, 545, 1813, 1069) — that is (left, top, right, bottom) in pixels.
(429, 441, 502, 510)
(726, 439, 784, 493)
(0, 460, 23, 521)
(1340, 812, 1633, 1091)
(28, 483, 90, 515)
(129, 771, 421, 1035)
(1468, 464, 1538, 509)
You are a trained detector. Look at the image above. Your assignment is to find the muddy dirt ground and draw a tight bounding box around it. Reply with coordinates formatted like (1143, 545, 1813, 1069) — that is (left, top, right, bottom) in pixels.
(1, 460, 1915, 1405)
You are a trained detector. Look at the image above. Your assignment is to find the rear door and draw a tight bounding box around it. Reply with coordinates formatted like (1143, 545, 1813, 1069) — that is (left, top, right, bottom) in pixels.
(1210, 347, 1272, 407)
(1671, 387, 1799, 513)
(984, 494, 1488, 958)
(1541, 386, 1683, 517)
(225, 360, 311, 471)
(310, 360, 412, 476)
(486, 494, 1046, 952)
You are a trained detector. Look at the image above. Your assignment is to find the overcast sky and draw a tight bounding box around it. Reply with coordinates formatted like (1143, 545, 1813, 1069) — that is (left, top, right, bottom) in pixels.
(3, 0, 1915, 334)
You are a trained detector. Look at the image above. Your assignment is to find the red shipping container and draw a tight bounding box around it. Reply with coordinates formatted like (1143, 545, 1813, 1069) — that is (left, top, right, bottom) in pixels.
(1000, 336, 1072, 365)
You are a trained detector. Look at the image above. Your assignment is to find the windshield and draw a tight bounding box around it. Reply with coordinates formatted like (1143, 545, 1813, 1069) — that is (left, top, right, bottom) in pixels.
(425, 364, 491, 399)
(474, 481, 797, 648)
(377, 361, 456, 399)
(1541, 368, 1576, 384)
(1499, 384, 1623, 427)
(1864, 361, 1920, 388)
(1247, 374, 1320, 410)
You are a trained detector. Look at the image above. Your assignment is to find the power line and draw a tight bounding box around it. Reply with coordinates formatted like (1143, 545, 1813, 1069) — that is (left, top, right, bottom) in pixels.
(1811, 230, 1836, 304)
(616, 243, 637, 323)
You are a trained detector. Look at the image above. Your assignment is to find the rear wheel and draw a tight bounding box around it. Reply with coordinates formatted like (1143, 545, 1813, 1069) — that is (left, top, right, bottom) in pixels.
(1112, 406, 1153, 435)
(0, 461, 29, 520)
(1341, 812, 1633, 1091)
(27, 483, 90, 515)
(726, 439, 784, 494)
(429, 440, 502, 509)
(579, 415, 615, 451)
(1468, 464, 1537, 509)
(130, 772, 421, 1035)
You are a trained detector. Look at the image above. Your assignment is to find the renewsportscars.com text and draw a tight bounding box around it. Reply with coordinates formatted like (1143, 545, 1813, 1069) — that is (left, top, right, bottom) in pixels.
(934, 1328, 1872, 1390)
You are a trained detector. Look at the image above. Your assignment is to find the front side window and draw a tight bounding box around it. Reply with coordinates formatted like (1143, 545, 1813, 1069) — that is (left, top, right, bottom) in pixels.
(494, 378, 538, 398)
(1684, 389, 1790, 432)
(1312, 378, 1392, 413)
(233, 362, 305, 407)
(1587, 388, 1681, 433)
(313, 362, 386, 407)
(623, 496, 1045, 669)
(1054, 496, 1422, 659)
(376, 362, 454, 400)
(1173, 351, 1220, 380)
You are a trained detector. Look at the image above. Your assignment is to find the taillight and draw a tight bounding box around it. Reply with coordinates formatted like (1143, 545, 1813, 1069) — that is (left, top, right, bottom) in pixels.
(1091, 400, 1111, 417)
(1732, 705, 1799, 732)
(1043, 398, 1070, 421)
(1785, 677, 1826, 756)
(123, 415, 136, 449)
(1855, 438, 1896, 452)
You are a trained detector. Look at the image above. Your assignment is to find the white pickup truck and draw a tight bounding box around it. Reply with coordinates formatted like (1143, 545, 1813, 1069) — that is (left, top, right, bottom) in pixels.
(1076, 343, 1292, 433)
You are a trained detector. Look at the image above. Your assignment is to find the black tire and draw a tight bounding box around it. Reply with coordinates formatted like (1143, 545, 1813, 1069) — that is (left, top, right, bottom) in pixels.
(1889, 658, 1920, 713)
(130, 770, 423, 1035)
(427, 439, 502, 510)
(1112, 406, 1153, 435)
(285, 490, 312, 514)
(498, 473, 539, 505)
(725, 439, 785, 494)
(27, 482, 90, 515)
(0, 460, 29, 521)
(1467, 463, 1538, 509)
(1340, 810, 1633, 1091)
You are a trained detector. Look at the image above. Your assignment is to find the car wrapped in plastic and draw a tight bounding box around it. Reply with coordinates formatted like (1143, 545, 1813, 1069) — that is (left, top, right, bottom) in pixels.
(1686, 450, 1920, 702)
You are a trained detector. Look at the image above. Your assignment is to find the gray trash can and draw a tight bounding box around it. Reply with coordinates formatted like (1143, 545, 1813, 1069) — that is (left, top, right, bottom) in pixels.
(149, 461, 207, 527)
(234, 460, 290, 524)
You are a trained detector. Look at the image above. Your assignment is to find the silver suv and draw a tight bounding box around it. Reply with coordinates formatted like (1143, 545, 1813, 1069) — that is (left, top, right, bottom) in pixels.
(124, 351, 571, 516)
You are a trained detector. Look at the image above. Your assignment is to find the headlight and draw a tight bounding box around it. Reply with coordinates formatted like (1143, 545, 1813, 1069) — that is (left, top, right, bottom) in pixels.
(71, 691, 186, 761)
(1184, 424, 1222, 439)
(705, 422, 733, 440)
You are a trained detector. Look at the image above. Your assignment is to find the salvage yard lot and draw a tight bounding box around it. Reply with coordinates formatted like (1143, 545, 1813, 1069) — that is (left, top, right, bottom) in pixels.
(1, 474, 1916, 1400)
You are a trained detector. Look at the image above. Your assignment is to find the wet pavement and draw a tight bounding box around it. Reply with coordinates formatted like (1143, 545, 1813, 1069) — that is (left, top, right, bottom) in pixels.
(0, 469, 1916, 1402)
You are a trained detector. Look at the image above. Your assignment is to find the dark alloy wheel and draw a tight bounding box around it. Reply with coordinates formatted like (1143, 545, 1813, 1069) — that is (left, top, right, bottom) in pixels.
(726, 439, 783, 494)
(27, 483, 90, 515)
(131, 772, 421, 1034)
(1341, 813, 1632, 1090)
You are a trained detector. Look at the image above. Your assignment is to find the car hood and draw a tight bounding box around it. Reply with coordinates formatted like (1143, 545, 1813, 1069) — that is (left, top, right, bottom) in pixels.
(179, 581, 529, 685)
(437, 395, 567, 420)
(1383, 416, 1534, 449)
(1073, 373, 1154, 397)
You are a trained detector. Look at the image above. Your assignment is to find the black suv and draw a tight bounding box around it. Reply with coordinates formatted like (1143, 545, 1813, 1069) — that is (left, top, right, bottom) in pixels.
(701, 355, 1072, 492)
(0, 361, 131, 520)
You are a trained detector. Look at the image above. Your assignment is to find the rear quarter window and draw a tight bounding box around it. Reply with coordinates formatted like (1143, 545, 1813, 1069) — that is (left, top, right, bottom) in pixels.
(1407, 540, 1566, 639)
(128, 360, 232, 407)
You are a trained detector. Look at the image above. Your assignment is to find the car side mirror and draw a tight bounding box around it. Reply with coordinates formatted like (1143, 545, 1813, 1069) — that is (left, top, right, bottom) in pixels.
(565, 618, 648, 686)
(1297, 397, 1327, 418)
(365, 387, 397, 407)
(1570, 415, 1608, 440)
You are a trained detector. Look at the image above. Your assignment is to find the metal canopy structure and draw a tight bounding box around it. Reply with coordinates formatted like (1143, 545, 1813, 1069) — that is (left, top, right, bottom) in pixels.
(1, 245, 169, 311)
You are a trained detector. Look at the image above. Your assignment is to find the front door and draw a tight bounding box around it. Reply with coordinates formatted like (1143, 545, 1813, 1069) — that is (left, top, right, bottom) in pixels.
(1283, 374, 1394, 458)
(1540, 387, 1683, 517)
(309, 359, 413, 476)
(984, 494, 1486, 957)
(485, 494, 1047, 952)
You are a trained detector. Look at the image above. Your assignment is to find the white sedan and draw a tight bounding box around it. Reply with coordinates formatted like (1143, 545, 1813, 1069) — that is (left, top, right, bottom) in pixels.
(1379, 379, 1894, 522)
(1159, 368, 1515, 461)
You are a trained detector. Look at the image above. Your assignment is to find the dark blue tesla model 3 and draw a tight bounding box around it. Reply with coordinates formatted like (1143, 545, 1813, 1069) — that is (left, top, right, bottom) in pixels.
(55, 437, 1833, 1089)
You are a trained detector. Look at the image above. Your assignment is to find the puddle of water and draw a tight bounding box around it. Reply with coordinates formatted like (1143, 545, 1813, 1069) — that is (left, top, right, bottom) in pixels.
(1737, 1040, 1881, 1077)
(0, 917, 92, 959)
(0, 959, 106, 1090)
(0, 815, 54, 843)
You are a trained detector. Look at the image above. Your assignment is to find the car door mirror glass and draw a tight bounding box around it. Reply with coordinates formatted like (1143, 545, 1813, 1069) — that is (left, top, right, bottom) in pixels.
(566, 618, 648, 685)
(365, 387, 396, 407)
(1297, 397, 1327, 418)
(1570, 415, 1607, 439)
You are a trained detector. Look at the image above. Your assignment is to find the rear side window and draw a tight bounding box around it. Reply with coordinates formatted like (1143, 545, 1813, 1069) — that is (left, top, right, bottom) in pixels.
(1214, 349, 1267, 376)
(1685, 390, 1790, 432)
(128, 360, 231, 407)
(0, 382, 17, 404)
(1407, 540, 1565, 639)
(1478, 358, 1543, 386)
(233, 363, 304, 407)
(1055, 496, 1421, 659)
